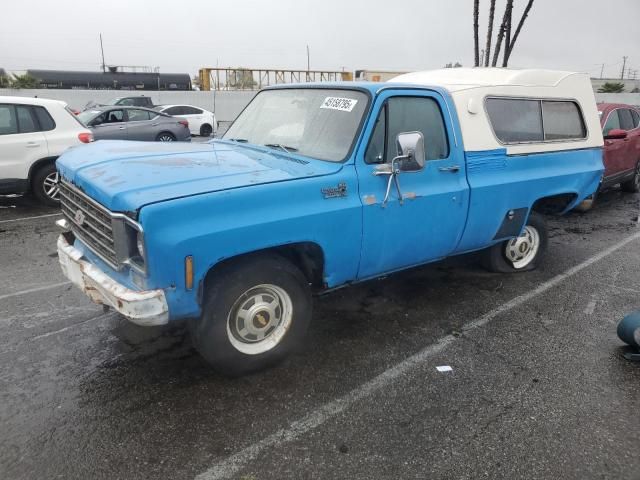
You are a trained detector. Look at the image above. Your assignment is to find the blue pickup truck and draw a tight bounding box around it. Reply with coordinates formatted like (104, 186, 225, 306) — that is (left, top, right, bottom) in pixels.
(56, 69, 604, 375)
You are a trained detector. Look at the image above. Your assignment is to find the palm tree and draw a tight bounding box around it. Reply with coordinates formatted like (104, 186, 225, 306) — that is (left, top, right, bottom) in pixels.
(484, 0, 497, 67)
(473, 0, 480, 66)
(10, 73, 40, 89)
(598, 82, 625, 93)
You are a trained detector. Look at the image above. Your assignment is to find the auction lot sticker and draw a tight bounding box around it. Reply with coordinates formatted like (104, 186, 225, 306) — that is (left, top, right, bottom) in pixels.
(321, 97, 358, 112)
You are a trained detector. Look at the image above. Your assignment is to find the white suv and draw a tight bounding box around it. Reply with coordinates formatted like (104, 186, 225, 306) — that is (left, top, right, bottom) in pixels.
(156, 104, 217, 137)
(0, 96, 93, 205)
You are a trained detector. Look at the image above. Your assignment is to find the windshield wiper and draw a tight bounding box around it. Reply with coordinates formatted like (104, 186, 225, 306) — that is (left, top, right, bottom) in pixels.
(264, 143, 298, 153)
(228, 138, 249, 143)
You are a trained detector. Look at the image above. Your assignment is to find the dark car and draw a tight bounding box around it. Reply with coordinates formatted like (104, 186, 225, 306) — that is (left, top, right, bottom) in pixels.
(84, 96, 155, 110)
(77, 106, 191, 142)
(577, 103, 640, 210)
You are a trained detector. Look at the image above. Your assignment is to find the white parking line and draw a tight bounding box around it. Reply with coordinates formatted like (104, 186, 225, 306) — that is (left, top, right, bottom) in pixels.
(195, 230, 640, 480)
(0, 281, 71, 302)
(0, 212, 62, 224)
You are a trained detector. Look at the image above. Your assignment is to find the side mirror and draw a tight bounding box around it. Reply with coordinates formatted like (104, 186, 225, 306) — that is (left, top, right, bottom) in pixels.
(395, 131, 425, 172)
(605, 128, 627, 140)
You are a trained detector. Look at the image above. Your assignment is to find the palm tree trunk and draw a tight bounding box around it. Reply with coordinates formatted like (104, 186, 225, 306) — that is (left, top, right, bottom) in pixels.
(484, 0, 496, 67)
(503, 0, 535, 66)
(491, 0, 513, 67)
(473, 0, 480, 67)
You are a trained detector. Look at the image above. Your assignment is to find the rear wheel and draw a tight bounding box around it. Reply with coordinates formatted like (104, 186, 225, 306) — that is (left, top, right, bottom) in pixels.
(32, 163, 60, 206)
(156, 132, 175, 142)
(189, 254, 312, 376)
(199, 124, 213, 137)
(482, 212, 548, 273)
(621, 162, 640, 193)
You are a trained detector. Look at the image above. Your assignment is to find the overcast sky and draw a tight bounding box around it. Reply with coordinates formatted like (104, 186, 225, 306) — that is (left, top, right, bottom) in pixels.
(1, 0, 638, 79)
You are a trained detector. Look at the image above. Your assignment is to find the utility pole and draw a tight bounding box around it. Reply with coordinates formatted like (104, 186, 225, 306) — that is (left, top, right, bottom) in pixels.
(99, 34, 106, 73)
(621, 56, 628, 79)
(600, 63, 604, 79)
(306, 45, 310, 71)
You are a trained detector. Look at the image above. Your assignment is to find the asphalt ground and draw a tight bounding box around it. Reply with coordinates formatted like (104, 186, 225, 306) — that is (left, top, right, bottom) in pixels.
(1, 187, 639, 480)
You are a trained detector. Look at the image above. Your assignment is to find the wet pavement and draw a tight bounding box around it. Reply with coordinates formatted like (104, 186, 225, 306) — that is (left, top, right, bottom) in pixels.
(1, 189, 639, 480)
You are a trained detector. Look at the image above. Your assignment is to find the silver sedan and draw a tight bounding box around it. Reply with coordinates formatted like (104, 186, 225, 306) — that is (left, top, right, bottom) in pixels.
(77, 106, 191, 142)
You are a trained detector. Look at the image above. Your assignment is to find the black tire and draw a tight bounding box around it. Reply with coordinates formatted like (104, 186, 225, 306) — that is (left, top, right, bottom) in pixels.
(32, 163, 60, 207)
(621, 162, 640, 193)
(189, 254, 312, 376)
(199, 124, 213, 137)
(156, 132, 175, 142)
(482, 212, 548, 273)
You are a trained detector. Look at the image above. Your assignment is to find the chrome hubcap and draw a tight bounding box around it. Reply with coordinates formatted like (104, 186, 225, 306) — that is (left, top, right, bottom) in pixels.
(505, 225, 540, 269)
(43, 171, 60, 200)
(226, 284, 293, 355)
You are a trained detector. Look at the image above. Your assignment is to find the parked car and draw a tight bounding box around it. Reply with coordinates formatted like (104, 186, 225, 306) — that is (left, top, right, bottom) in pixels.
(0, 96, 93, 205)
(77, 106, 191, 142)
(576, 103, 640, 210)
(84, 96, 155, 110)
(156, 104, 217, 137)
(55, 69, 603, 375)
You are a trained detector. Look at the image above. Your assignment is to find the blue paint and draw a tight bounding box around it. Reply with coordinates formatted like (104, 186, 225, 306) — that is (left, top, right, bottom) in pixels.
(56, 82, 604, 323)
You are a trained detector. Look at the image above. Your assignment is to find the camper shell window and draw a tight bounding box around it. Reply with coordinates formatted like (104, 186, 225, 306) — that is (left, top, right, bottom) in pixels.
(485, 97, 587, 145)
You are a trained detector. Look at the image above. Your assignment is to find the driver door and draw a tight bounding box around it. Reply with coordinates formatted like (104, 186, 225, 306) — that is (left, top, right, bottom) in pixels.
(356, 90, 469, 279)
(91, 109, 127, 140)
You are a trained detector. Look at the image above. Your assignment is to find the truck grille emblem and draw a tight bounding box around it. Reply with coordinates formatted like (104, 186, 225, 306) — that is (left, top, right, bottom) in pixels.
(74, 209, 86, 226)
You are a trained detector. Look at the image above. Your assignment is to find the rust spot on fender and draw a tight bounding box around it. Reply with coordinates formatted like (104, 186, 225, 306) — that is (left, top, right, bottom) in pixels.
(363, 195, 377, 205)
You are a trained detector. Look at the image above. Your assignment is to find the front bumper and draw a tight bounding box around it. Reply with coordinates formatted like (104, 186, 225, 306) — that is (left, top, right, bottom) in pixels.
(57, 234, 169, 326)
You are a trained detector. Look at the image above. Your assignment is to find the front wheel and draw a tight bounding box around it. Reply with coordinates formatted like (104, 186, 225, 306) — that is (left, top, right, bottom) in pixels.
(199, 123, 213, 137)
(482, 212, 548, 273)
(189, 254, 312, 376)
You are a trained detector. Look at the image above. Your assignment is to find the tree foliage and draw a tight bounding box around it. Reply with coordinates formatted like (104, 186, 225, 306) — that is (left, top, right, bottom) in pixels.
(598, 82, 625, 93)
(9, 73, 40, 89)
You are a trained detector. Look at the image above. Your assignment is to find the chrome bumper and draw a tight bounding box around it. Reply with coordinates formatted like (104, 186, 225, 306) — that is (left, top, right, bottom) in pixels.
(57, 234, 169, 326)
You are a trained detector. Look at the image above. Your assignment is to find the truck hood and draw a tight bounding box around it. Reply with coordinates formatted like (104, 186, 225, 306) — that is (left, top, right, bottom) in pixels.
(56, 140, 342, 212)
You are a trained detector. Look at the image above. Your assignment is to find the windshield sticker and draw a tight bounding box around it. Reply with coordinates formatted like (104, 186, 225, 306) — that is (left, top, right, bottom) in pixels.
(321, 97, 358, 112)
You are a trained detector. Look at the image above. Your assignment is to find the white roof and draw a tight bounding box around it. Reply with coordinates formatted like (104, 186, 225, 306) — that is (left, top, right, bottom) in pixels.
(0, 95, 67, 107)
(390, 68, 603, 153)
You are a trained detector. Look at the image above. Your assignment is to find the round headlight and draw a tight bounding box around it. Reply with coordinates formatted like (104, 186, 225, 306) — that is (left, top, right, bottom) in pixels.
(136, 232, 145, 259)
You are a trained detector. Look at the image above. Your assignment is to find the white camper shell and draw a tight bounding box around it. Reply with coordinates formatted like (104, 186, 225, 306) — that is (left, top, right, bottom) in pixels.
(391, 68, 603, 156)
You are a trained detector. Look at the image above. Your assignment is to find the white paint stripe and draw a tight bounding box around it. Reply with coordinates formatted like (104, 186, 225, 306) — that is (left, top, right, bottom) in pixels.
(0, 212, 62, 224)
(195, 230, 640, 480)
(0, 281, 71, 302)
(30, 312, 112, 341)
(583, 300, 597, 315)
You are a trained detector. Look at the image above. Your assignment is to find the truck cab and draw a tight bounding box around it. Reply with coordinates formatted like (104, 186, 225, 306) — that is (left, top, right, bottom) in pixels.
(56, 69, 603, 375)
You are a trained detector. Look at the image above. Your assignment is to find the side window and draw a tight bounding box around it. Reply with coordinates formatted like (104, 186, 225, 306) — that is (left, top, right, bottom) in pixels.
(127, 109, 152, 122)
(0, 104, 18, 135)
(603, 110, 621, 136)
(105, 110, 124, 123)
(16, 106, 38, 133)
(631, 109, 640, 129)
(486, 98, 543, 143)
(183, 106, 201, 115)
(542, 101, 586, 140)
(118, 98, 135, 106)
(164, 106, 182, 115)
(365, 105, 386, 164)
(33, 107, 56, 131)
(618, 109, 634, 131)
(385, 96, 449, 161)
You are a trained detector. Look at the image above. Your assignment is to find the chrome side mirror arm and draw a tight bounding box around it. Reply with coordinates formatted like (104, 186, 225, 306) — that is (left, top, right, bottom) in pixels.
(373, 155, 408, 207)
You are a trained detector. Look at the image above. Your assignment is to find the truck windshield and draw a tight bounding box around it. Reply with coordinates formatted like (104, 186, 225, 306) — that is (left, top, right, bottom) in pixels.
(223, 88, 368, 162)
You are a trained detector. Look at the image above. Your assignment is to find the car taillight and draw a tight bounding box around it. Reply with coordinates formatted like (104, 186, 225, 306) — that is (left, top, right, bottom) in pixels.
(179, 120, 189, 128)
(78, 132, 94, 143)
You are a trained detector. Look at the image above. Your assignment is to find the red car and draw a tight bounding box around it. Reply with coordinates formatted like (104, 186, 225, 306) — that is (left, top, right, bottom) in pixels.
(580, 103, 640, 210)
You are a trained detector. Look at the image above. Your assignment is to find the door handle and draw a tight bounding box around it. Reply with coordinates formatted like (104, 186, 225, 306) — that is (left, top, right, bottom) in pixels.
(118, 126, 126, 130)
(151, 123, 159, 126)
(438, 165, 460, 173)
(26, 142, 40, 148)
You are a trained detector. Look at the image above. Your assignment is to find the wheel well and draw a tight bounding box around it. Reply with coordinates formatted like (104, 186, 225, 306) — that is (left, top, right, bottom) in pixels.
(157, 131, 175, 139)
(200, 242, 325, 302)
(532, 193, 577, 215)
(28, 157, 58, 188)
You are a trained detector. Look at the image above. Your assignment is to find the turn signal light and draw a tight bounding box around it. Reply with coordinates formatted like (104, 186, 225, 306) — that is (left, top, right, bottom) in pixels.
(185, 256, 194, 290)
(78, 132, 94, 143)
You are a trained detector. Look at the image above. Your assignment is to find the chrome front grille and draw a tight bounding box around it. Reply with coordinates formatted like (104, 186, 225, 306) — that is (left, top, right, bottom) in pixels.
(59, 181, 118, 268)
